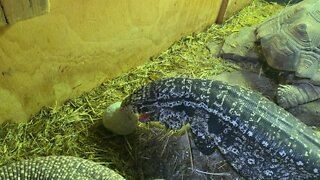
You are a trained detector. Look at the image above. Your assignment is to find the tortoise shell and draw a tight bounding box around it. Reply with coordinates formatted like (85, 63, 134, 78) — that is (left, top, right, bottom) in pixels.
(256, 0, 320, 84)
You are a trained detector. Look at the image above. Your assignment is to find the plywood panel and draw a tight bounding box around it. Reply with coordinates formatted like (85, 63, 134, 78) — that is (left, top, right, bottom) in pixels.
(0, 0, 49, 25)
(217, 0, 252, 23)
(0, 5, 6, 26)
(0, 0, 222, 123)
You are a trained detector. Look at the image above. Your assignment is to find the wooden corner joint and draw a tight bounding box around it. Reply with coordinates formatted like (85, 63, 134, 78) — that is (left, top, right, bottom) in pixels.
(0, 0, 50, 27)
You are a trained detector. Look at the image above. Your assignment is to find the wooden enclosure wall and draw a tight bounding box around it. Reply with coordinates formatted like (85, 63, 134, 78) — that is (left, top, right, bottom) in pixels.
(217, 0, 253, 23)
(0, 0, 50, 26)
(0, 0, 223, 123)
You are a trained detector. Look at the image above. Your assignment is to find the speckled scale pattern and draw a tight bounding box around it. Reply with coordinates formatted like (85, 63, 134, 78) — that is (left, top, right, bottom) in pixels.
(122, 78, 320, 179)
(0, 156, 124, 180)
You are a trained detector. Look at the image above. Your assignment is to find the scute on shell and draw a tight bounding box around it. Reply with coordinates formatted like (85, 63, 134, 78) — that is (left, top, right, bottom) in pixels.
(256, 0, 320, 83)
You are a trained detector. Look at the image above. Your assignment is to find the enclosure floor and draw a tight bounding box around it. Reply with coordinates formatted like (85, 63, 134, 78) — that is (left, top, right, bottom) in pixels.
(1, 1, 318, 179)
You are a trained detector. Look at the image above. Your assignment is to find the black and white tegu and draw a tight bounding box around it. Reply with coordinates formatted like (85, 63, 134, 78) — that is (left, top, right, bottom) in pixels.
(121, 77, 320, 179)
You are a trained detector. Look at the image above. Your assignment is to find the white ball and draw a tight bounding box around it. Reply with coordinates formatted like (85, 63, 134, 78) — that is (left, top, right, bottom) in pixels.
(102, 102, 138, 135)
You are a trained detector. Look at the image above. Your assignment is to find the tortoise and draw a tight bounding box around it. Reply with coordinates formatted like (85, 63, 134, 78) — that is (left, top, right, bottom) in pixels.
(254, 0, 320, 109)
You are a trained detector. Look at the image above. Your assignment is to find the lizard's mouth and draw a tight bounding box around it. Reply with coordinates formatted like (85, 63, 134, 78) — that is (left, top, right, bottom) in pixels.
(138, 113, 151, 122)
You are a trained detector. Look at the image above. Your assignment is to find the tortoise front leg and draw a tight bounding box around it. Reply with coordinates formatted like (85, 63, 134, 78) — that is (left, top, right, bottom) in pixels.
(276, 83, 320, 109)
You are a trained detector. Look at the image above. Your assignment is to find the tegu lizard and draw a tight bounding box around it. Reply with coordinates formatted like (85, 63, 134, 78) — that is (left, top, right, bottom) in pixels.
(0, 156, 124, 180)
(121, 77, 320, 179)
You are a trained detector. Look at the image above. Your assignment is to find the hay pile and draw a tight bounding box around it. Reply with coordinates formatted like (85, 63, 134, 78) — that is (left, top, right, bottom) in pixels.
(2, 1, 311, 179)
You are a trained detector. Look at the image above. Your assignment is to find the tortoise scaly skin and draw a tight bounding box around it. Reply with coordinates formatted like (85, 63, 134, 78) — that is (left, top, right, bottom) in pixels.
(122, 78, 320, 179)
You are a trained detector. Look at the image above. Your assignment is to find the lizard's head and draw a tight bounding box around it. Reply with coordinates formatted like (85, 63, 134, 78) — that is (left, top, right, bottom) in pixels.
(121, 81, 161, 123)
(121, 79, 189, 130)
